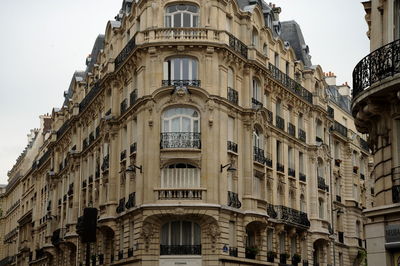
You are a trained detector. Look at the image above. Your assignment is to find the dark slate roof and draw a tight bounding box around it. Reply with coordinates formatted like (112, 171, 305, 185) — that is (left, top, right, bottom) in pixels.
(86, 34, 105, 73)
(63, 71, 86, 106)
(327, 85, 351, 113)
(280, 20, 312, 67)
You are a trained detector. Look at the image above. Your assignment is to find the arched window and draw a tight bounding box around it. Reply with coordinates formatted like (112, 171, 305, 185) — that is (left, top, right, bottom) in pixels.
(165, 4, 199, 28)
(161, 163, 200, 188)
(163, 57, 198, 83)
(252, 28, 259, 48)
(161, 107, 200, 149)
(161, 221, 201, 255)
(318, 198, 324, 219)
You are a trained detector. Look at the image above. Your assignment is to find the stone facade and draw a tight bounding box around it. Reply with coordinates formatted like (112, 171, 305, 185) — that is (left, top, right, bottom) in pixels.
(0, 1, 372, 266)
(352, 0, 400, 265)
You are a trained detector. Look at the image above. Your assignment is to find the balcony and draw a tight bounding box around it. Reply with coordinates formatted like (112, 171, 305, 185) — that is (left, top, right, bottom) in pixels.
(120, 150, 127, 161)
(338, 232, 344, 243)
(229, 247, 238, 257)
(227, 191, 241, 208)
(253, 146, 265, 164)
(288, 123, 296, 137)
(227, 87, 238, 105)
(268, 63, 313, 104)
(120, 98, 128, 115)
(251, 98, 263, 109)
(228, 33, 248, 58)
(360, 138, 369, 152)
(125, 192, 136, 209)
(288, 167, 296, 177)
(335, 159, 342, 167)
(160, 245, 201, 255)
(318, 176, 329, 192)
(160, 132, 201, 149)
(336, 195, 342, 202)
(143, 27, 220, 44)
(267, 204, 311, 228)
(130, 89, 138, 106)
(327, 106, 334, 119)
(115, 37, 136, 69)
(162, 79, 201, 87)
(333, 121, 348, 138)
(265, 153, 273, 168)
(299, 173, 306, 182)
(298, 129, 306, 142)
(116, 198, 125, 214)
(353, 38, 400, 99)
(128, 248, 134, 257)
(130, 142, 137, 154)
(227, 141, 238, 153)
(277, 162, 285, 173)
(79, 82, 101, 113)
(158, 189, 203, 200)
(276, 115, 285, 131)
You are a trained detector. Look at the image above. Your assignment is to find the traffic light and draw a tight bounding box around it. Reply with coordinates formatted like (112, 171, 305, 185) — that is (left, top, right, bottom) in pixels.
(76, 208, 98, 243)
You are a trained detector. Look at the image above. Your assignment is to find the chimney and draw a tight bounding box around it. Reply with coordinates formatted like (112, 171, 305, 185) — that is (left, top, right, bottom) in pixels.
(325, 71, 337, 86)
(338, 82, 350, 96)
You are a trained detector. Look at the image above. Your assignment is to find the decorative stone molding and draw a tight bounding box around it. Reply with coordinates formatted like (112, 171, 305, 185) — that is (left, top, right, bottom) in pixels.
(207, 222, 221, 251)
(140, 223, 155, 251)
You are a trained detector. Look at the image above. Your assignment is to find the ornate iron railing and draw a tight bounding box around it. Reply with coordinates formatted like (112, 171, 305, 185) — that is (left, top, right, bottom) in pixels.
(227, 87, 238, 105)
(228, 33, 248, 58)
(360, 138, 369, 152)
(333, 121, 348, 138)
(115, 38, 136, 69)
(79, 82, 101, 112)
(253, 146, 265, 164)
(338, 231, 344, 243)
(318, 176, 329, 191)
(160, 245, 201, 255)
(125, 192, 136, 209)
(56, 120, 70, 138)
(299, 173, 306, 182)
(227, 141, 238, 153)
(276, 115, 285, 131)
(158, 189, 203, 200)
(227, 191, 241, 208)
(130, 142, 137, 154)
(265, 109, 273, 124)
(229, 247, 238, 257)
(120, 98, 128, 115)
(265, 153, 273, 168)
(101, 154, 109, 171)
(252, 98, 263, 109)
(130, 89, 138, 106)
(298, 128, 306, 142)
(353, 38, 400, 98)
(116, 198, 126, 213)
(266, 204, 310, 227)
(288, 168, 296, 177)
(162, 79, 201, 87)
(327, 106, 334, 119)
(288, 123, 296, 137)
(160, 132, 201, 149)
(268, 63, 313, 104)
(277, 162, 285, 173)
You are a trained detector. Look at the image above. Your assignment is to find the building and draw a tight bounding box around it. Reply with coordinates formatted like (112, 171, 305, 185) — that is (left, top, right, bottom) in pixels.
(351, 0, 400, 265)
(0, 0, 372, 265)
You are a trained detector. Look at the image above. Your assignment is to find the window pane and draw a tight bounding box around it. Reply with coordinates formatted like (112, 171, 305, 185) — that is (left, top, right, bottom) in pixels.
(171, 221, 181, 245)
(173, 13, 181, 27)
(182, 221, 192, 245)
(193, 15, 199, 27)
(172, 117, 180, 132)
(173, 58, 180, 79)
(161, 223, 169, 245)
(193, 120, 199, 133)
(194, 223, 201, 245)
(191, 60, 197, 79)
(165, 16, 171, 27)
(182, 117, 191, 132)
(183, 13, 191, 27)
(182, 58, 189, 80)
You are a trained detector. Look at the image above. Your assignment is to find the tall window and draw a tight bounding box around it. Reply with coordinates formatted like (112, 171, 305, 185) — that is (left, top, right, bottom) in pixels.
(164, 57, 198, 81)
(275, 99, 282, 116)
(228, 116, 234, 143)
(316, 119, 323, 141)
(276, 140, 282, 164)
(162, 107, 200, 133)
(252, 28, 259, 48)
(288, 147, 294, 171)
(298, 113, 304, 130)
(252, 78, 261, 101)
(274, 53, 279, 68)
(299, 152, 304, 175)
(228, 67, 234, 89)
(334, 141, 340, 159)
(279, 233, 286, 253)
(226, 16, 232, 32)
(396, 0, 400, 39)
(161, 163, 200, 188)
(165, 4, 199, 28)
(300, 194, 306, 212)
(161, 221, 201, 251)
(317, 159, 324, 179)
(318, 198, 324, 219)
(253, 128, 263, 149)
(253, 175, 261, 198)
(285, 61, 290, 75)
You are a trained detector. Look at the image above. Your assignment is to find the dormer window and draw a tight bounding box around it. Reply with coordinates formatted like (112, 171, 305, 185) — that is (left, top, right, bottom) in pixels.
(165, 4, 199, 28)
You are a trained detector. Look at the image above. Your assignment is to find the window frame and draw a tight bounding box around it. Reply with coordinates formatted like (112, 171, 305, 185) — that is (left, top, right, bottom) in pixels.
(165, 4, 199, 28)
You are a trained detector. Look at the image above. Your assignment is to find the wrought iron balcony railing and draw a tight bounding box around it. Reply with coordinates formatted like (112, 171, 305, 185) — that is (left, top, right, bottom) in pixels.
(228, 33, 248, 58)
(360, 138, 369, 152)
(299, 173, 306, 182)
(160, 132, 201, 149)
(115, 38, 136, 69)
(252, 98, 263, 109)
(318, 176, 329, 191)
(268, 63, 313, 104)
(162, 79, 201, 87)
(229, 247, 238, 257)
(266, 204, 310, 227)
(116, 198, 125, 214)
(130, 142, 137, 154)
(327, 106, 334, 119)
(333, 121, 348, 138)
(265, 153, 273, 168)
(298, 128, 306, 142)
(79, 82, 101, 112)
(130, 89, 138, 106)
(160, 245, 201, 255)
(288, 167, 296, 177)
(125, 192, 136, 209)
(227, 191, 241, 208)
(253, 146, 265, 164)
(288, 123, 296, 137)
(353, 38, 400, 98)
(338, 231, 344, 243)
(276, 115, 285, 131)
(158, 189, 203, 200)
(227, 87, 238, 105)
(336, 195, 342, 202)
(120, 98, 128, 115)
(227, 141, 238, 153)
(277, 162, 285, 173)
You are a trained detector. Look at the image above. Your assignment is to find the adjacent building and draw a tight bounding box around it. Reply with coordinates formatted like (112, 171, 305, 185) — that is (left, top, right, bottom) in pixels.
(0, 0, 373, 265)
(351, 0, 400, 265)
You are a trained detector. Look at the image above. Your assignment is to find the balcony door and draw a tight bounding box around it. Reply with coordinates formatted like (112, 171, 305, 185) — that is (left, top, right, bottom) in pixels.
(164, 57, 198, 83)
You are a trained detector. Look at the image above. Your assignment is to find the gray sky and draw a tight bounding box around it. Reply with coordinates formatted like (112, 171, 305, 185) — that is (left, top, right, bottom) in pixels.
(0, 0, 369, 184)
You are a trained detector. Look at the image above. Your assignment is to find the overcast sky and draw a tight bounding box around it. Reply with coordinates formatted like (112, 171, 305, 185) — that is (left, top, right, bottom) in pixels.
(0, 0, 369, 184)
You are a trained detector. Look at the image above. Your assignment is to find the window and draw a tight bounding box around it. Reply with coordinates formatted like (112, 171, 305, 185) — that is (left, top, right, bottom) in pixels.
(263, 43, 268, 56)
(317, 159, 324, 178)
(290, 237, 296, 256)
(279, 233, 286, 253)
(253, 175, 261, 198)
(163, 57, 198, 81)
(334, 141, 340, 159)
(339, 252, 344, 266)
(129, 220, 135, 248)
(318, 198, 324, 219)
(165, 4, 199, 28)
(252, 78, 261, 101)
(276, 99, 281, 116)
(274, 53, 279, 68)
(299, 152, 304, 175)
(226, 16, 232, 32)
(288, 147, 294, 171)
(356, 221, 361, 238)
(228, 116, 234, 142)
(300, 194, 306, 212)
(396, 0, 400, 39)
(285, 61, 290, 75)
(353, 184, 358, 201)
(298, 113, 304, 130)
(161, 221, 201, 254)
(289, 190, 295, 209)
(161, 163, 200, 188)
(316, 119, 323, 142)
(162, 107, 200, 133)
(253, 128, 263, 149)
(120, 223, 124, 251)
(276, 140, 282, 164)
(252, 28, 259, 48)
(228, 67, 234, 89)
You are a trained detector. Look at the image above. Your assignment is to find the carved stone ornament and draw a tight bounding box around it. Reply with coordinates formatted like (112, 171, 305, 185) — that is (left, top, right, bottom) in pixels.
(141, 223, 155, 251)
(207, 223, 221, 251)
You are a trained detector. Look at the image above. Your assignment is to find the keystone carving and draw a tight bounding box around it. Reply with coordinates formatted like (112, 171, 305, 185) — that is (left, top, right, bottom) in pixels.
(207, 223, 221, 251)
(141, 223, 155, 251)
